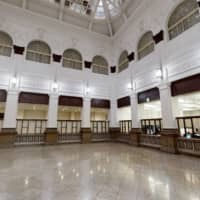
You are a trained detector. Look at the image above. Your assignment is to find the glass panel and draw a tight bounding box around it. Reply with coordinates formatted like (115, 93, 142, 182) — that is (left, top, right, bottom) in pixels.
(118, 51, 129, 72)
(168, 0, 200, 40)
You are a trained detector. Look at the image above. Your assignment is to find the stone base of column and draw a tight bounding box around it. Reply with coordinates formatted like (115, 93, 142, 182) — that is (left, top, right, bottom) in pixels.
(0, 128, 17, 147)
(110, 127, 120, 142)
(44, 128, 58, 145)
(81, 128, 91, 144)
(160, 129, 179, 154)
(130, 128, 141, 146)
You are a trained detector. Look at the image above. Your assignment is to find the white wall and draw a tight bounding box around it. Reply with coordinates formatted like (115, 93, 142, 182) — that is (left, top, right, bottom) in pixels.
(0, 0, 200, 128)
(114, 0, 200, 99)
(138, 101, 162, 120)
(117, 106, 131, 121)
(0, 2, 114, 100)
(91, 108, 108, 121)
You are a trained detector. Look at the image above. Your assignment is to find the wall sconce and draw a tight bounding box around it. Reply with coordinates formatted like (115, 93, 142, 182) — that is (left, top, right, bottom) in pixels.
(127, 83, 133, 90)
(11, 77, 17, 85)
(127, 81, 136, 92)
(52, 81, 58, 92)
(156, 69, 162, 79)
(85, 86, 90, 95)
(10, 76, 18, 88)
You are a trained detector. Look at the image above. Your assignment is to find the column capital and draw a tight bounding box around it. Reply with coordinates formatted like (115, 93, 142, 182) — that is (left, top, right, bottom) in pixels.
(49, 93, 59, 99)
(7, 89, 19, 96)
(110, 98, 117, 104)
(158, 82, 171, 91)
(83, 96, 91, 101)
(130, 91, 137, 98)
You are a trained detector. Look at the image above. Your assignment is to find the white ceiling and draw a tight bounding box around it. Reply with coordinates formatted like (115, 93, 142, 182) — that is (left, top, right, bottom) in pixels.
(0, 0, 140, 36)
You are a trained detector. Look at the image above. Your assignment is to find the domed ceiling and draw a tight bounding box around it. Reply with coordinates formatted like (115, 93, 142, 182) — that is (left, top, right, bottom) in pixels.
(0, 0, 142, 36)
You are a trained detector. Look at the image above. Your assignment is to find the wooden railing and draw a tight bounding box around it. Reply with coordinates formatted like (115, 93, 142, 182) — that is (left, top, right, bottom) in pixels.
(57, 120, 81, 143)
(91, 121, 110, 141)
(0, 120, 3, 132)
(119, 120, 132, 135)
(141, 118, 162, 135)
(16, 119, 47, 145)
(177, 137, 200, 156)
(176, 116, 200, 138)
(118, 120, 132, 143)
(140, 134, 161, 148)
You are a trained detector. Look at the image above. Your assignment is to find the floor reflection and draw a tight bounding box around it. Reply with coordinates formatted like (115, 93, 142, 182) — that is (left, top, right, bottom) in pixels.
(0, 143, 200, 200)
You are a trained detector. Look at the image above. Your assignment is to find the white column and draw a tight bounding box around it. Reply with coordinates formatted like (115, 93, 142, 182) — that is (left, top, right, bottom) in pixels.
(3, 90, 19, 128)
(109, 99, 118, 127)
(159, 83, 176, 129)
(82, 97, 91, 128)
(130, 93, 140, 128)
(47, 94, 58, 128)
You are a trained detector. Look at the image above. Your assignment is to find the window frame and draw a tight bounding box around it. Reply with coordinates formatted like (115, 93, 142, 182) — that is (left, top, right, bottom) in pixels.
(26, 40, 51, 64)
(62, 49, 83, 70)
(92, 55, 109, 75)
(0, 31, 13, 57)
(168, 1, 200, 40)
(118, 50, 129, 73)
(137, 31, 155, 60)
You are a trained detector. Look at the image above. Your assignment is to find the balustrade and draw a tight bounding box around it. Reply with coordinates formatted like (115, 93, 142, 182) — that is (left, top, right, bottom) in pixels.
(16, 119, 47, 144)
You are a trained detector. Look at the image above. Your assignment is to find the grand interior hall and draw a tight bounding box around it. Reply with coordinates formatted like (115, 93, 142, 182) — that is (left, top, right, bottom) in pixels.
(0, 0, 200, 199)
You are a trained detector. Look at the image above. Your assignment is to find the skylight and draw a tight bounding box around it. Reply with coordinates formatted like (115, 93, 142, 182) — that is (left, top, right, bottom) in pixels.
(53, 0, 124, 20)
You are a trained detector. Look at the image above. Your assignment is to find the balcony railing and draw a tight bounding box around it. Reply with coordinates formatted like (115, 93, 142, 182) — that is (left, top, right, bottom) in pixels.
(16, 119, 47, 145)
(0, 120, 3, 132)
(119, 120, 132, 135)
(140, 134, 161, 148)
(91, 121, 110, 141)
(57, 120, 81, 143)
(176, 116, 200, 139)
(141, 118, 162, 135)
(177, 137, 200, 156)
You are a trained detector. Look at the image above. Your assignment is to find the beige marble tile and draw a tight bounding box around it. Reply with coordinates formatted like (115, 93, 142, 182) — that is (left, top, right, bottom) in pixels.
(0, 143, 200, 200)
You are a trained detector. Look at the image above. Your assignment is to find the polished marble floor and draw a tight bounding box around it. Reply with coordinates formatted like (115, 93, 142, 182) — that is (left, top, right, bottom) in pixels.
(0, 143, 200, 200)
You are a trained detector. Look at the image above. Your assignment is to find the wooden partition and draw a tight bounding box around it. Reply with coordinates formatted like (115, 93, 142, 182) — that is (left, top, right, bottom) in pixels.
(91, 121, 110, 142)
(177, 116, 200, 138)
(118, 120, 132, 143)
(15, 119, 47, 145)
(141, 118, 162, 135)
(57, 120, 81, 143)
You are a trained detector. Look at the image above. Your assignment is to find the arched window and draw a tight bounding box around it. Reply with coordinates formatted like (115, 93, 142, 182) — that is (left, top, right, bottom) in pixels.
(168, 0, 200, 40)
(0, 31, 13, 57)
(92, 55, 108, 75)
(118, 50, 129, 72)
(137, 31, 155, 60)
(62, 49, 82, 70)
(26, 40, 51, 64)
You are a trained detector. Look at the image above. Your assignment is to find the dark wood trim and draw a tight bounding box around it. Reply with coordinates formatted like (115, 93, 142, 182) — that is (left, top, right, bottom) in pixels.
(19, 92, 49, 105)
(84, 61, 92, 69)
(153, 30, 164, 44)
(171, 74, 200, 96)
(0, 89, 7, 102)
(53, 54, 62, 62)
(138, 87, 160, 104)
(59, 95, 83, 107)
(13, 45, 25, 55)
(128, 52, 134, 62)
(91, 98, 110, 109)
(117, 96, 130, 108)
(110, 66, 116, 73)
